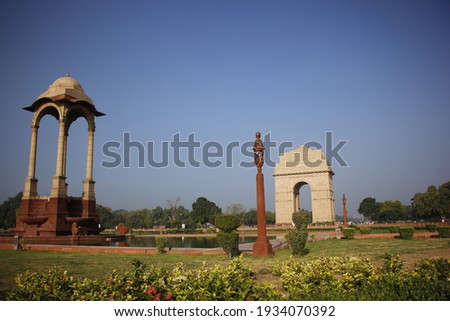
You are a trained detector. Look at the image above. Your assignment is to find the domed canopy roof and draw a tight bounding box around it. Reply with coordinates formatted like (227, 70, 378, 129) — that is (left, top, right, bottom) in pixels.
(37, 74, 94, 105)
(24, 74, 104, 116)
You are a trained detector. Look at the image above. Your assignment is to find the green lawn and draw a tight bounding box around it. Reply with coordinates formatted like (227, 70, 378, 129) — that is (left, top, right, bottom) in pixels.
(0, 238, 448, 299)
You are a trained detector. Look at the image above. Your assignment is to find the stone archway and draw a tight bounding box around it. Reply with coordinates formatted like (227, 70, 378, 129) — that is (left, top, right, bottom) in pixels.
(293, 181, 311, 214)
(274, 145, 335, 224)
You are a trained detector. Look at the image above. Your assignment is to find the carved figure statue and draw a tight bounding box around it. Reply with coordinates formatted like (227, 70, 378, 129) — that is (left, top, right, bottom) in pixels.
(253, 131, 265, 168)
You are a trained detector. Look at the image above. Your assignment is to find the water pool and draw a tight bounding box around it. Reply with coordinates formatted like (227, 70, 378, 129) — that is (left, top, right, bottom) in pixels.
(109, 235, 276, 248)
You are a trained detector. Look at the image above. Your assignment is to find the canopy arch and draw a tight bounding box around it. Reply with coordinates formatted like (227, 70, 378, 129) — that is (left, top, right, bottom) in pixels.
(16, 75, 105, 237)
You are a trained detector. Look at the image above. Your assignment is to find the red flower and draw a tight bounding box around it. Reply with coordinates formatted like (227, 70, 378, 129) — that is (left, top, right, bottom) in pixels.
(146, 286, 157, 297)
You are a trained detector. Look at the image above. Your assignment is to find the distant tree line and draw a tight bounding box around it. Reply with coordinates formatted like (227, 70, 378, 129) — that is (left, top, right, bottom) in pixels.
(98, 196, 220, 229)
(223, 203, 275, 227)
(98, 199, 276, 230)
(0, 193, 275, 230)
(358, 181, 450, 223)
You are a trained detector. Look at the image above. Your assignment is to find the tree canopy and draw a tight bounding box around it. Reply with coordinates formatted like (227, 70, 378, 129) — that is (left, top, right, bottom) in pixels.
(413, 182, 450, 220)
(358, 197, 381, 222)
(358, 181, 450, 223)
(0, 192, 22, 229)
(190, 196, 222, 225)
(378, 200, 404, 222)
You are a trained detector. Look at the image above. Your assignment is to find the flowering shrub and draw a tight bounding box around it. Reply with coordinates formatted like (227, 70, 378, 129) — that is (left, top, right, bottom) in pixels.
(381, 252, 404, 273)
(7, 256, 281, 301)
(71, 260, 172, 301)
(414, 258, 450, 281)
(7, 268, 74, 300)
(167, 256, 282, 300)
(273, 256, 376, 300)
(272, 254, 450, 300)
(7, 255, 450, 301)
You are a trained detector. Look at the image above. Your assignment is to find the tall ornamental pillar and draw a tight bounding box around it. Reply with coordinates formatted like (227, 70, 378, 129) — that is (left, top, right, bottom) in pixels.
(252, 131, 274, 257)
(51, 117, 67, 197)
(83, 127, 95, 200)
(23, 124, 39, 198)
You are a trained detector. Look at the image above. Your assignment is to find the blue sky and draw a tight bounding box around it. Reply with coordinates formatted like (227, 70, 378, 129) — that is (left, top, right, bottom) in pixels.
(1, 0, 449, 218)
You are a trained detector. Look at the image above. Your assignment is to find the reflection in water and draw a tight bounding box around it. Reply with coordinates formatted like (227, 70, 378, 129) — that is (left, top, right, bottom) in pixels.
(109, 236, 276, 248)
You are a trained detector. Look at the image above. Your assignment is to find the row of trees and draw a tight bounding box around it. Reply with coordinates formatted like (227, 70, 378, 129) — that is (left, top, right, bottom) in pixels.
(224, 203, 275, 227)
(98, 198, 275, 230)
(358, 181, 450, 223)
(6, 181, 447, 228)
(0, 193, 275, 230)
(357, 198, 411, 222)
(97, 196, 221, 229)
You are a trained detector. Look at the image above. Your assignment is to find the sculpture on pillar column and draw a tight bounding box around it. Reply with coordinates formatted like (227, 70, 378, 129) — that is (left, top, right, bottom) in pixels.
(342, 194, 348, 227)
(254, 132, 264, 168)
(252, 132, 273, 257)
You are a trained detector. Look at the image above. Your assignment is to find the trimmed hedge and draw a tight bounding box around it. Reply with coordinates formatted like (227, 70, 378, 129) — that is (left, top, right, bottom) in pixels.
(360, 227, 372, 235)
(286, 211, 310, 256)
(426, 224, 437, 232)
(206, 227, 216, 234)
(215, 215, 241, 233)
(389, 226, 400, 233)
(437, 226, 450, 238)
(342, 228, 356, 239)
(215, 214, 241, 257)
(286, 230, 308, 255)
(155, 237, 168, 253)
(399, 227, 414, 239)
(217, 232, 240, 258)
(292, 211, 311, 227)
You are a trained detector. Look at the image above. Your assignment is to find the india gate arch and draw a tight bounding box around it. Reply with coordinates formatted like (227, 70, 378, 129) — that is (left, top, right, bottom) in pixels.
(13, 75, 105, 237)
(274, 145, 336, 224)
(292, 181, 312, 214)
